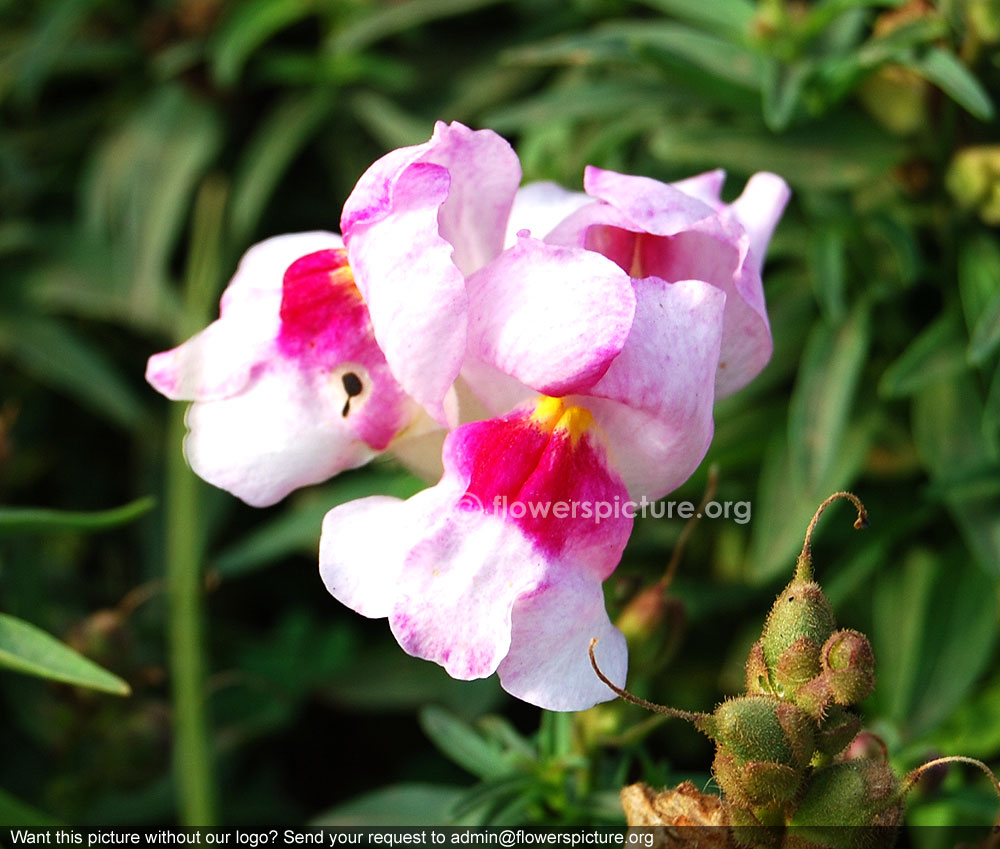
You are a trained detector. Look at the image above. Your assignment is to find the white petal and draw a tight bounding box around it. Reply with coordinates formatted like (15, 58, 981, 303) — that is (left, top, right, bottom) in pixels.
(498, 567, 627, 711)
(504, 181, 593, 247)
(183, 363, 383, 507)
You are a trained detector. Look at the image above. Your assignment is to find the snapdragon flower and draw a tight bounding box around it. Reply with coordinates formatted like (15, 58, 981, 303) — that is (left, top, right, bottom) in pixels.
(148, 121, 788, 709)
(146, 233, 434, 507)
(320, 396, 632, 711)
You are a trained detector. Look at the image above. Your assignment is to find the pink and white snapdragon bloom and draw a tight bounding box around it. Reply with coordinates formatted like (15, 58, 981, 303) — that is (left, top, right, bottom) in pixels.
(147, 121, 789, 709)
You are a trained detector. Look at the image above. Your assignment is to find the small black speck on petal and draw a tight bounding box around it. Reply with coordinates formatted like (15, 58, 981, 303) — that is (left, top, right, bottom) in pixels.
(342, 372, 363, 397)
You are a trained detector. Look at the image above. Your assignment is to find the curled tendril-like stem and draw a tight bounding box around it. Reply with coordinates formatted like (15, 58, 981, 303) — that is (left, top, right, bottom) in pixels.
(901, 756, 1000, 833)
(588, 638, 705, 724)
(795, 491, 869, 582)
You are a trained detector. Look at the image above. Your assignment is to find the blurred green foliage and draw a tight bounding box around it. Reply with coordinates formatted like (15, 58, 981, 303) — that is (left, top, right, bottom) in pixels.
(1, 0, 1000, 840)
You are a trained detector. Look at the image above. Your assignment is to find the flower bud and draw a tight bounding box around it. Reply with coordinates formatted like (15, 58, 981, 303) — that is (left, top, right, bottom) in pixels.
(821, 629, 875, 705)
(842, 731, 888, 763)
(615, 584, 686, 674)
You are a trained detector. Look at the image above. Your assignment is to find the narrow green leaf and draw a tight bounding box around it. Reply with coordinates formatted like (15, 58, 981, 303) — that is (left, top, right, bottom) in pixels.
(922, 671, 1000, 760)
(7, 0, 90, 104)
(649, 117, 904, 190)
(804, 0, 903, 42)
(0, 315, 145, 430)
(0, 614, 131, 695)
(762, 59, 812, 132)
(311, 783, 468, 826)
(419, 706, 512, 781)
(332, 0, 507, 54)
(968, 290, 1000, 365)
(502, 31, 635, 67)
(913, 374, 1000, 578)
(809, 229, 847, 323)
(747, 420, 873, 582)
(0, 496, 155, 537)
(599, 22, 762, 90)
(871, 549, 998, 737)
(82, 87, 222, 330)
(985, 363, 1000, 444)
(958, 233, 1000, 332)
(350, 91, 435, 151)
(212, 0, 314, 88)
(635, 0, 755, 37)
(486, 81, 668, 133)
(879, 312, 967, 398)
(907, 47, 995, 121)
(788, 306, 871, 491)
(229, 91, 333, 245)
(870, 550, 939, 729)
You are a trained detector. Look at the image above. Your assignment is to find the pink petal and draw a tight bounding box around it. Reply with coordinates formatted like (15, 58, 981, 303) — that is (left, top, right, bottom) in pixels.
(583, 165, 718, 236)
(447, 400, 632, 570)
(728, 171, 790, 276)
(340, 123, 522, 423)
(583, 277, 725, 500)
(391, 512, 546, 680)
(318, 397, 632, 696)
(146, 232, 344, 402)
(498, 566, 627, 711)
(343, 162, 465, 425)
(670, 169, 727, 208)
(220, 231, 344, 312)
(548, 167, 781, 399)
(642, 230, 770, 399)
(146, 315, 268, 401)
(466, 236, 636, 397)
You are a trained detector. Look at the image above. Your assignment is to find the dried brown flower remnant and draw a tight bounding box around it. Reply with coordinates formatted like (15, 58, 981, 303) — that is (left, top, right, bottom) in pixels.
(622, 781, 732, 849)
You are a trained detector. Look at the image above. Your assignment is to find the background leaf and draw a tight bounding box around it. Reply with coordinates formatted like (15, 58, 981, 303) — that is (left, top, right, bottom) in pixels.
(0, 614, 131, 695)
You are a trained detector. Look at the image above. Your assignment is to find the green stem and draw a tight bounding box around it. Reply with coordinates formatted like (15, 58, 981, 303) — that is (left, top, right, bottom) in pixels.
(165, 175, 228, 825)
(166, 409, 217, 825)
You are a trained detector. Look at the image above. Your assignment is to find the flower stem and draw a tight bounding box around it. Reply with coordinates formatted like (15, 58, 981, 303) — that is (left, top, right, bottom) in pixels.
(165, 175, 227, 825)
(166, 407, 217, 825)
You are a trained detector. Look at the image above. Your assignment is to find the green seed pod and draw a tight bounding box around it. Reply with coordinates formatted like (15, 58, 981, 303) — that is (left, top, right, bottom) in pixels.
(729, 804, 783, 849)
(821, 629, 875, 705)
(698, 696, 815, 812)
(758, 493, 869, 701)
(760, 576, 835, 684)
(787, 760, 903, 849)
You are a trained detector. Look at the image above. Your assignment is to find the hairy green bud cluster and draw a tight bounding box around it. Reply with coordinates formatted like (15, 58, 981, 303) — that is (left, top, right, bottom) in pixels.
(696, 494, 903, 847)
(603, 492, 1000, 846)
